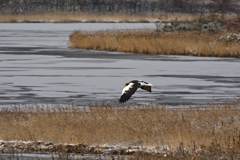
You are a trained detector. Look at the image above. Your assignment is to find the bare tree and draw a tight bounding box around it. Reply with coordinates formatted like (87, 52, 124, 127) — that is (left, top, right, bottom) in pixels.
(0, 0, 239, 15)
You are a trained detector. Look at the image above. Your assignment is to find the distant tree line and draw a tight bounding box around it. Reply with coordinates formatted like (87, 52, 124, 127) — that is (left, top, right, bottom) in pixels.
(0, 0, 239, 14)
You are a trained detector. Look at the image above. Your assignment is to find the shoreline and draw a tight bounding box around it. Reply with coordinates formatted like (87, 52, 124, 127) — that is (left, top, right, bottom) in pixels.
(69, 30, 240, 58)
(0, 20, 158, 23)
(1, 12, 238, 24)
(0, 139, 237, 159)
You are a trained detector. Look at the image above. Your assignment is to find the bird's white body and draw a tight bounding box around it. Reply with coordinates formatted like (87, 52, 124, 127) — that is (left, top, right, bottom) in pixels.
(121, 83, 134, 95)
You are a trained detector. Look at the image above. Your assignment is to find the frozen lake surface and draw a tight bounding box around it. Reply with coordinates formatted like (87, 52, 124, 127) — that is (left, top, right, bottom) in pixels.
(0, 23, 155, 48)
(0, 23, 240, 106)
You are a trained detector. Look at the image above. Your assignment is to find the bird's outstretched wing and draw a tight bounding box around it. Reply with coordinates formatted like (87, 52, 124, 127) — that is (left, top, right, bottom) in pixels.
(139, 81, 153, 93)
(119, 83, 139, 103)
(140, 85, 152, 93)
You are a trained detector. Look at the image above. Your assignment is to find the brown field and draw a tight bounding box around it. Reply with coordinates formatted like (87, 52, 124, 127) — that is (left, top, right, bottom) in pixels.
(0, 102, 240, 153)
(0, 12, 237, 23)
(69, 29, 240, 58)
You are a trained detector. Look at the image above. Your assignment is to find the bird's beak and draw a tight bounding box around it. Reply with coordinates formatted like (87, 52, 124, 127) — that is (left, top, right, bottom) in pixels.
(123, 83, 127, 86)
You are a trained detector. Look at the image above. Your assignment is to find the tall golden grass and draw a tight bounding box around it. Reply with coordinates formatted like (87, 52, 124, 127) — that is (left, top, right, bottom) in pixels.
(0, 102, 239, 153)
(0, 12, 159, 22)
(69, 29, 240, 58)
(1, 12, 237, 23)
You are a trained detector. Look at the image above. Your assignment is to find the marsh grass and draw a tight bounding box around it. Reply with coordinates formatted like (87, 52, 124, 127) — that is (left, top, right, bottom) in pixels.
(69, 29, 240, 58)
(1, 12, 236, 23)
(0, 102, 240, 154)
(0, 12, 159, 23)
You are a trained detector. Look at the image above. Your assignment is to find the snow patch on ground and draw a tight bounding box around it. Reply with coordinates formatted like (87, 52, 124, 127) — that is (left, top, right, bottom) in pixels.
(0, 140, 172, 155)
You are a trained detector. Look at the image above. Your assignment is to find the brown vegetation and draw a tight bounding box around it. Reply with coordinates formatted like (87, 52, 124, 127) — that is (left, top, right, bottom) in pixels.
(0, 12, 158, 23)
(0, 12, 205, 23)
(69, 29, 240, 58)
(1, 12, 237, 23)
(224, 15, 240, 32)
(0, 102, 240, 153)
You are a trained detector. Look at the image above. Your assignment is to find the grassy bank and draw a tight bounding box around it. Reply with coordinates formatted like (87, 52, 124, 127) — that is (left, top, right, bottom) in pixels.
(0, 12, 159, 23)
(69, 29, 240, 58)
(1, 12, 237, 23)
(0, 102, 240, 153)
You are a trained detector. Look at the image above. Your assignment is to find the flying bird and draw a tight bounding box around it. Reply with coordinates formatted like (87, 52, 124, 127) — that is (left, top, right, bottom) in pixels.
(119, 80, 153, 103)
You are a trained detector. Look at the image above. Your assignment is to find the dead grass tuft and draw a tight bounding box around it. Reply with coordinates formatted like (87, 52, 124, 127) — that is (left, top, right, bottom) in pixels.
(69, 29, 240, 58)
(0, 102, 240, 153)
(224, 15, 240, 32)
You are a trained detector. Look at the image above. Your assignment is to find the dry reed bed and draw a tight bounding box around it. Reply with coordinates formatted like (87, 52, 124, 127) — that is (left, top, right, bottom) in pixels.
(0, 12, 205, 23)
(0, 12, 158, 23)
(0, 102, 240, 153)
(1, 12, 238, 23)
(69, 29, 240, 58)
